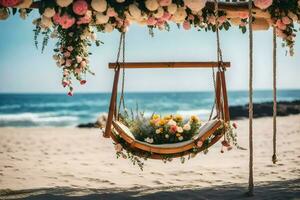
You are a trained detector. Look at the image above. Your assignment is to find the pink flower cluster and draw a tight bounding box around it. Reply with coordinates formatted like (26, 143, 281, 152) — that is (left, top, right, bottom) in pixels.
(0, 0, 21, 7)
(254, 0, 273, 10)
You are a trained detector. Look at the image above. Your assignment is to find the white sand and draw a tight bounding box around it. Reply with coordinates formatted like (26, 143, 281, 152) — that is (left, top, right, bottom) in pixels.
(0, 115, 299, 199)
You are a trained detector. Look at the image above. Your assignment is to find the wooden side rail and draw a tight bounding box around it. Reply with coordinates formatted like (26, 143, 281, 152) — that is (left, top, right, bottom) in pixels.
(109, 62, 231, 69)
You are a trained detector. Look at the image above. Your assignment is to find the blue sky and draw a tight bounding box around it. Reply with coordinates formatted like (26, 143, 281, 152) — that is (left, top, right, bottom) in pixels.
(0, 12, 299, 93)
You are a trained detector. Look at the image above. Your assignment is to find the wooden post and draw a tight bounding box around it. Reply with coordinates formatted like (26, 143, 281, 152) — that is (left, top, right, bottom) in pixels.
(104, 67, 120, 138)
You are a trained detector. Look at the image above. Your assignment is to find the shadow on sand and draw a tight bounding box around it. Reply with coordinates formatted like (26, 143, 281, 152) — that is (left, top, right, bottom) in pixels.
(1, 179, 299, 200)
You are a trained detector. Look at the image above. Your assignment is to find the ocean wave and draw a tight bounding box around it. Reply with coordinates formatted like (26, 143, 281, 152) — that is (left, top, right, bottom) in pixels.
(0, 104, 21, 110)
(0, 113, 78, 123)
(25, 100, 108, 109)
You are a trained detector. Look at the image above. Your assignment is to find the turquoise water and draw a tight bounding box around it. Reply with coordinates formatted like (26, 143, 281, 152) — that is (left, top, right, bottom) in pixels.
(0, 90, 299, 127)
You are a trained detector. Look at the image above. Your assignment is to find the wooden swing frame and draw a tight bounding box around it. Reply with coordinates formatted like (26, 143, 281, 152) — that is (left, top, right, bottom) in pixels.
(104, 62, 231, 158)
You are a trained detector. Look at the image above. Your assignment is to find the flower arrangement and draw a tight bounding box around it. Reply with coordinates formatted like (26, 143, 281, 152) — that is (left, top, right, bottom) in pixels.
(125, 113, 202, 144)
(0, 0, 299, 94)
(112, 111, 243, 170)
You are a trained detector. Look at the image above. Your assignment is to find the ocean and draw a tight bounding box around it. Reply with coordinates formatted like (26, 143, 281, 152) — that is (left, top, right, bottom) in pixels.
(0, 90, 299, 127)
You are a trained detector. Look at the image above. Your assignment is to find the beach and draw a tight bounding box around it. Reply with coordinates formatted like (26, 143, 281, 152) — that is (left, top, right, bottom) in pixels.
(0, 115, 299, 199)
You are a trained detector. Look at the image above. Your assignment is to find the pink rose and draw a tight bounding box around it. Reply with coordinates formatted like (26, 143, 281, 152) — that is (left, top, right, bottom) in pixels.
(183, 20, 191, 30)
(161, 12, 171, 20)
(0, 0, 22, 7)
(254, 0, 273, 10)
(276, 19, 286, 30)
(238, 11, 249, 19)
(75, 68, 82, 74)
(72, 0, 88, 16)
(218, 15, 227, 24)
(64, 51, 71, 57)
(282, 16, 291, 25)
(158, 0, 172, 6)
(156, 19, 165, 27)
(188, 14, 195, 21)
(77, 15, 91, 24)
(197, 140, 203, 148)
(107, 7, 117, 17)
(169, 125, 177, 133)
(232, 122, 237, 129)
(59, 14, 75, 29)
(52, 13, 61, 24)
(147, 17, 157, 26)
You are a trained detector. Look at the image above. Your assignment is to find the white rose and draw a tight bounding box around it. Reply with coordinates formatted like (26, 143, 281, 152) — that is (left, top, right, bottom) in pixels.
(145, 137, 154, 144)
(116, 0, 125, 2)
(43, 8, 56, 18)
(16, 0, 32, 8)
(153, 7, 164, 18)
(145, 0, 159, 11)
(165, 134, 169, 139)
(104, 23, 114, 33)
(129, 4, 142, 19)
(76, 56, 83, 63)
(56, 0, 73, 7)
(167, 3, 177, 14)
(171, 7, 187, 23)
(177, 127, 183, 133)
(40, 16, 53, 28)
(167, 119, 177, 126)
(91, 0, 107, 12)
(183, 123, 191, 131)
(178, 136, 183, 141)
(95, 13, 109, 24)
(184, 0, 207, 12)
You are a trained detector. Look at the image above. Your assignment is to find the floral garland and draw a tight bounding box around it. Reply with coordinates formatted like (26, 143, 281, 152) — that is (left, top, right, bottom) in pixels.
(0, 0, 299, 94)
(113, 112, 242, 170)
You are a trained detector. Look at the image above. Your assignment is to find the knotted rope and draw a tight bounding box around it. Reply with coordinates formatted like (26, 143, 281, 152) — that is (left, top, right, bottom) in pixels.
(272, 28, 278, 164)
(248, 0, 254, 196)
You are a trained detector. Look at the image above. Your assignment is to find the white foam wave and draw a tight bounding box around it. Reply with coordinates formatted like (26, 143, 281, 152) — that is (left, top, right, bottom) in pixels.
(0, 113, 78, 123)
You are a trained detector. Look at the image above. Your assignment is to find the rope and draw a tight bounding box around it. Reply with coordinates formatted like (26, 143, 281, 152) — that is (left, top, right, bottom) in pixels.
(248, 0, 254, 196)
(118, 33, 126, 117)
(209, 0, 224, 121)
(272, 28, 278, 164)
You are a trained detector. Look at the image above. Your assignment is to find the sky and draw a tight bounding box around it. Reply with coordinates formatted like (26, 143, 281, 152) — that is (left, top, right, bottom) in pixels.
(0, 12, 299, 93)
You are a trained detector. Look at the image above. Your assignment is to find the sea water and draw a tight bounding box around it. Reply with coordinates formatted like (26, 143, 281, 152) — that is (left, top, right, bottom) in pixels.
(0, 90, 299, 127)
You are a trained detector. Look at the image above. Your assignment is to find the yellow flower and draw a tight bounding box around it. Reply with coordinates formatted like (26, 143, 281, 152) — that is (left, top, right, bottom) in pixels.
(174, 114, 183, 122)
(156, 128, 163, 134)
(190, 115, 201, 123)
(159, 119, 166, 126)
(176, 133, 181, 137)
(152, 114, 160, 120)
(164, 115, 173, 121)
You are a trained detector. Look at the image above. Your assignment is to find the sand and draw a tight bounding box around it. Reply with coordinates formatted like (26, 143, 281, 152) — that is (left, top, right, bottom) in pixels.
(0, 115, 299, 199)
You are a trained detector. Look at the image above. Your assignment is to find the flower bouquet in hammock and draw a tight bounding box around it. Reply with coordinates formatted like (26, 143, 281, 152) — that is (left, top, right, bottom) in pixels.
(113, 110, 244, 170)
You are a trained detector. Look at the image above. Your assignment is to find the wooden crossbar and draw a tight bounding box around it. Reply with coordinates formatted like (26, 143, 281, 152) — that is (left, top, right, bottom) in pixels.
(108, 62, 230, 69)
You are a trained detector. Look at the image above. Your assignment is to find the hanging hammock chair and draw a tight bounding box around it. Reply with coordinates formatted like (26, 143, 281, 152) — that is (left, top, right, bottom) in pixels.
(103, 0, 233, 160)
(103, 30, 231, 160)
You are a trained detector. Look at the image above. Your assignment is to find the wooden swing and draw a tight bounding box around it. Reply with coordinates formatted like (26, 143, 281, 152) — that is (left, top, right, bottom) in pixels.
(103, 0, 231, 159)
(104, 60, 230, 159)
